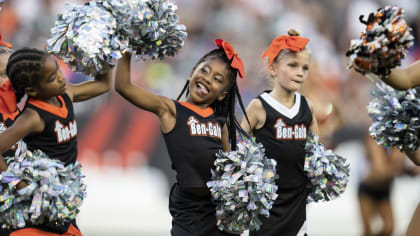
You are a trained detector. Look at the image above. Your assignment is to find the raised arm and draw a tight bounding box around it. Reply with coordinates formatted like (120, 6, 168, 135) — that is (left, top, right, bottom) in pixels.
(66, 69, 112, 102)
(381, 60, 420, 90)
(115, 53, 176, 132)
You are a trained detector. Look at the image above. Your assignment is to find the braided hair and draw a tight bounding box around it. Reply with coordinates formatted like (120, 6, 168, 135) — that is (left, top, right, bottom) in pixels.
(177, 48, 250, 150)
(6, 48, 47, 103)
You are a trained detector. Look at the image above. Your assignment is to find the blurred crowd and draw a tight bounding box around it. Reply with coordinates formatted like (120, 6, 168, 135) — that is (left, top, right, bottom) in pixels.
(2, 0, 420, 145)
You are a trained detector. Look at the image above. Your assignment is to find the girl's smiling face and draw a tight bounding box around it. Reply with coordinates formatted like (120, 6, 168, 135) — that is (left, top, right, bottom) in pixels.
(188, 57, 231, 108)
(271, 50, 311, 93)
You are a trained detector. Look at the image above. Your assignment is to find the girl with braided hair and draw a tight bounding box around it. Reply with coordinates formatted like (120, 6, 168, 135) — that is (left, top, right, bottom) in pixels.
(115, 39, 249, 236)
(0, 47, 112, 236)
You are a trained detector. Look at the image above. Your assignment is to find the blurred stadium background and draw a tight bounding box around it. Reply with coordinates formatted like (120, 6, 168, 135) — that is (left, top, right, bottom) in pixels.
(1, 0, 420, 235)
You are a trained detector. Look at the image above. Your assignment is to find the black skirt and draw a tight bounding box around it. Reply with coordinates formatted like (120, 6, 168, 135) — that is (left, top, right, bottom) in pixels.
(169, 184, 236, 236)
(250, 184, 308, 236)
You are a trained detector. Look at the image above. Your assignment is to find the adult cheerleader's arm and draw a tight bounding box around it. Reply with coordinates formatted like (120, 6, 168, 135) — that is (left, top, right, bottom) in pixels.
(381, 60, 420, 90)
(405, 150, 420, 166)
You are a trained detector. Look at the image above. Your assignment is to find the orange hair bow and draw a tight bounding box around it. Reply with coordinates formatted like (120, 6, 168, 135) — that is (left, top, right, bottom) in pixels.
(262, 35, 309, 65)
(0, 80, 18, 120)
(0, 34, 12, 49)
(215, 39, 245, 78)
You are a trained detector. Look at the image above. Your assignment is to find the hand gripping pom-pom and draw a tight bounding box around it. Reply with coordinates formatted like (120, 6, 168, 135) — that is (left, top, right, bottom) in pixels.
(304, 130, 350, 203)
(0, 150, 86, 229)
(368, 82, 420, 152)
(346, 6, 414, 78)
(207, 138, 278, 234)
(100, 0, 187, 60)
(47, 1, 130, 76)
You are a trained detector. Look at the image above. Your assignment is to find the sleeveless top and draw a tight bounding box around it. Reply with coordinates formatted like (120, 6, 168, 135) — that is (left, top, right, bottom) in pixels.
(163, 101, 225, 190)
(24, 93, 77, 165)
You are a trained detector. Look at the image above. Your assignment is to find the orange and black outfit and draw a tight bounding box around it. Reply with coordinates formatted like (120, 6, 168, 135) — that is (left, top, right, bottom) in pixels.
(0, 81, 21, 236)
(250, 91, 312, 236)
(0, 80, 21, 157)
(163, 101, 235, 236)
(9, 93, 82, 236)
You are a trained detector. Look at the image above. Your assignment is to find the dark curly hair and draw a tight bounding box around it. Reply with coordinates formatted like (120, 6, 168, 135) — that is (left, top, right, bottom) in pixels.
(177, 48, 250, 150)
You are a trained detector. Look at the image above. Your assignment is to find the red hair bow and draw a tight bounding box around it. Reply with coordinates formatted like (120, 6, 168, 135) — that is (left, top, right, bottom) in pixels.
(215, 39, 245, 78)
(0, 34, 12, 49)
(262, 35, 309, 65)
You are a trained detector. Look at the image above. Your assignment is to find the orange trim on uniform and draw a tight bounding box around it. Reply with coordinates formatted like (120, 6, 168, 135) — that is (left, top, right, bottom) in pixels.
(28, 95, 68, 119)
(179, 101, 214, 118)
(0, 80, 19, 120)
(10, 224, 82, 236)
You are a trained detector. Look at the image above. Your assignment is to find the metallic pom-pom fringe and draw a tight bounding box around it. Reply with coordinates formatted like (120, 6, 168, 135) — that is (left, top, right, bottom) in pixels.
(47, 1, 129, 77)
(101, 0, 187, 60)
(304, 130, 350, 203)
(346, 5, 414, 78)
(0, 150, 86, 229)
(207, 138, 278, 234)
(47, 0, 187, 76)
(368, 82, 420, 152)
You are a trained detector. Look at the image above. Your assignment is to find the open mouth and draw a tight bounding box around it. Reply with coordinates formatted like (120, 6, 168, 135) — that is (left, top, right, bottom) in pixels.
(196, 81, 209, 96)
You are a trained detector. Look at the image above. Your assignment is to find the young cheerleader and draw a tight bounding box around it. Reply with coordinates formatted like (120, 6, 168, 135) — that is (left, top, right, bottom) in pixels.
(115, 39, 248, 236)
(0, 48, 112, 236)
(241, 29, 318, 236)
(0, 36, 24, 236)
(0, 35, 25, 159)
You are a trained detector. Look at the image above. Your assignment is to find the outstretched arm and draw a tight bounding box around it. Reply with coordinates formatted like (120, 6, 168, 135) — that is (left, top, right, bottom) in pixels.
(381, 60, 420, 90)
(115, 53, 176, 132)
(66, 69, 112, 102)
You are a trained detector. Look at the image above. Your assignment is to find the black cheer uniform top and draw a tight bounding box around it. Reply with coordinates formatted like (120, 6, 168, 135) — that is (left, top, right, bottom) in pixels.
(16, 93, 79, 234)
(24, 93, 78, 166)
(250, 91, 312, 236)
(163, 101, 225, 190)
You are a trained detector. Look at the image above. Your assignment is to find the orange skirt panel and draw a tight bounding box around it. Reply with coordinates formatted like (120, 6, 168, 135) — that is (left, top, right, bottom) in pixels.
(10, 224, 82, 236)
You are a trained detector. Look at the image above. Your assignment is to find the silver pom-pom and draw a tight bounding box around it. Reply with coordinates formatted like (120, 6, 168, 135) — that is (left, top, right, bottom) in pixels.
(304, 130, 350, 203)
(368, 82, 420, 152)
(47, 1, 129, 76)
(0, 150, 86, 229)
(346, 6, 414, 78)
(207, 139, 278, 234)
(101, 0, 187, 59)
